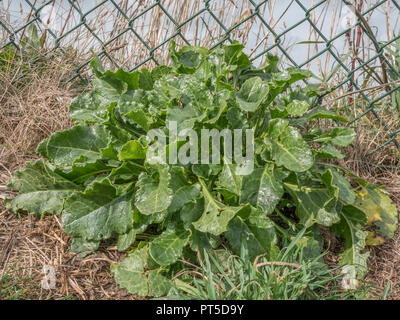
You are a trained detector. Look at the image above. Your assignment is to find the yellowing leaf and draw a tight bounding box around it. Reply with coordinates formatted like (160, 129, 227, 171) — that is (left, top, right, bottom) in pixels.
(355, 186, 397, 238)
(366, 231, 384, 246)
(358, 197, 382, 225)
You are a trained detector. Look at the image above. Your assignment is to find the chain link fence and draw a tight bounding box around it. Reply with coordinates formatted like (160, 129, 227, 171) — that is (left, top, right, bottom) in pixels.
(1, 0, 400, 168)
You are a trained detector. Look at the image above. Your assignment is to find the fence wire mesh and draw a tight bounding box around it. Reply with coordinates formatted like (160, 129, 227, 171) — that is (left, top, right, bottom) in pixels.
(1, 0, 400, 168)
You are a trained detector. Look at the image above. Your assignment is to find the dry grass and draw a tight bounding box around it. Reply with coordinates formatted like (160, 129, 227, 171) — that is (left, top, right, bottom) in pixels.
(0, 50, 136, 300)
(337, 139, 400, 300)
(0, 205, 136, 300)
(0, 52, 78, 172)
(367, 231, 400, 299)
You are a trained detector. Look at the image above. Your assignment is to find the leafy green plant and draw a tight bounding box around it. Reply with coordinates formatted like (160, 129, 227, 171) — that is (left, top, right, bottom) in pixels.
(5, 40, 398, 297)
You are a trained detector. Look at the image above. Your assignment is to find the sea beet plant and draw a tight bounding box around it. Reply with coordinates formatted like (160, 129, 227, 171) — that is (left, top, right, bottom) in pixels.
(5, 41, 398, 297)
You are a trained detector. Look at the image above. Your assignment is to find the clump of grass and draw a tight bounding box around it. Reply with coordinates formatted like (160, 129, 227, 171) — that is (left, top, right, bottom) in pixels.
(0, 264, 40, 300)
(168, 235, 387, 300)
(0, 41, 85, 174)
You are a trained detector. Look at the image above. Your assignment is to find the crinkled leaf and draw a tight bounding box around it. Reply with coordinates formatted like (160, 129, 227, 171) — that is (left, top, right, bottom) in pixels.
(314, 127, 356, 147)
(168, 183, 201, 213)
(62, 179, 134, 242)
(225, 214, 278, 260)
(69, 92, 110, 124)
(189, 227, 219, 251)
(167, 104, 206, 131)
(266, 119, 313, 172)
(135, 166, 173, 215)
(191, 164, 222, 179)
(307, 107, 348, 123)
(295, 226, 324, 260)
(217, 158, 243, 197)
(331, 205, 369, 280)
(70, 237, 100, 257)
(111, 245, 171, 297)
(286, 99, 309, 117)
(93, 74, 128, 101)
(117, 228, 137, 251)
(5, 159, 81, 217)
(119, 140, 147, 160)
(36, 125, 110, 166)
(180, 198, 204, 228)
(110, 161, 143, 180)
(106, 69, 139, 91)
(192, 180, 249, 236)
(223, 41, 251, 69)
(117, 91, 154, 131)
(365, 231, 385, 246)
(239, 164, 283, 215)
(57, 159, 112, 184)
(149, 227, 190, 266)
(316, 143, 345, 159)
(236, 77, 269, 112)
(286, 67, 313, 83)
(285, 183, 340, 227)
(321, 168, 355, 204)
(355, 186, 398, 239)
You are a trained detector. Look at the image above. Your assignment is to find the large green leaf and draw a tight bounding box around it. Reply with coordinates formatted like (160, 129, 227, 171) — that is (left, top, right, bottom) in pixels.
(109, 161, 143, 181)
(266, 119, 313, 172)
(93, 73, 128, 101)
(117, 228, 137, 251)
(321, 169, 356, 204)
(111, 245, 171, 297)
(314, 127, 356, 147)
(285, 183, 340, 227)
(355, 186, 398, 239)
(331, 205, 369, 281)
(192, 180, 249, 236)
(306, 107, 348, 123)
(5, 159, 80, 217)
(236, 77, 269, 112)
(106, 68, 140, 91)
(189, 227, 219, 251)
(149, 227, 190, 266)
(57, 159, 113, 184)
(180, 199, 204, 228)
(134, 166, 173, 215)
(316, 144, 345, 159)
(239, 164, 284, 215)
(62, 179, 134, 242)
(69, 92, 111, 124)
(225, 214, 278, 260)
(117, 90, 155, 131)
(168, 183, 201, 213)
(36, 125, 110, 166)
(70, 237, 100, 257)
(223, 41, 251, 69)
(286, 99, 309, 117)
(167, 103, 206, 131)
(217, 158, 243, 197)
(119, 140, 147, 160)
